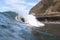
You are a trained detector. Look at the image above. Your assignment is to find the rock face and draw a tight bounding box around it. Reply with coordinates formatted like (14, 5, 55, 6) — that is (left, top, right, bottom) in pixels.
(29, 0, 60, 18)
(29, 0, 60, 38)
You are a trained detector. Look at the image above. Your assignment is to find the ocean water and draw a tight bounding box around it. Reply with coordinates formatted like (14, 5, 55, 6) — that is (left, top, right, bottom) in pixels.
(0, 11, 56, 40)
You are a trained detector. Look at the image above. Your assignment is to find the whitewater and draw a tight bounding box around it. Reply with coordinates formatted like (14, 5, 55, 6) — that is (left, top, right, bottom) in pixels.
(0, 11, 56, 40)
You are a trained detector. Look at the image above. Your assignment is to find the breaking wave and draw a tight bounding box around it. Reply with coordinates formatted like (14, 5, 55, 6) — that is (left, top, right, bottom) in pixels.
(0, 11, 56, 40)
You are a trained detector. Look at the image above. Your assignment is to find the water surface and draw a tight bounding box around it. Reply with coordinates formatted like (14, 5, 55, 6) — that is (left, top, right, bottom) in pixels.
(0, 11, 56, 40)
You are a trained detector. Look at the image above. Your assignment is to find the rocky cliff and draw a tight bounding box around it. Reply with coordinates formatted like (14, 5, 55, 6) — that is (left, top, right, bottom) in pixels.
(29, 0, 60, 17)
(29, 0, 60, 38)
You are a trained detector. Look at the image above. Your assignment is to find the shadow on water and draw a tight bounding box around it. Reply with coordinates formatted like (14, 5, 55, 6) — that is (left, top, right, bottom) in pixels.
(0, 11, 59, 40)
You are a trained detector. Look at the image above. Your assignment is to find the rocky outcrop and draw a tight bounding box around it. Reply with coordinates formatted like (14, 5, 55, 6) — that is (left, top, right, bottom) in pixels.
(29, 0, 60, 17)
(29, 0, 60, 38)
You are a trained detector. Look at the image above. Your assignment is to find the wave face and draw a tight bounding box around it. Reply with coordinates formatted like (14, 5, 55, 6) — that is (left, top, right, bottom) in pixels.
(0, 11, 56, 40)
(0, 11, 37, 40)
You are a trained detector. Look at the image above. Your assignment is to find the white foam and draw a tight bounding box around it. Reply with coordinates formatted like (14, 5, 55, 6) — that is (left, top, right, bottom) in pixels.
(15, 14, 45, 27)
(24, 14, 45, 27)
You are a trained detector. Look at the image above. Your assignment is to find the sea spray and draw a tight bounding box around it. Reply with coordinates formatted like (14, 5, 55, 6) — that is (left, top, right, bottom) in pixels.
(15, 13, 45, 27)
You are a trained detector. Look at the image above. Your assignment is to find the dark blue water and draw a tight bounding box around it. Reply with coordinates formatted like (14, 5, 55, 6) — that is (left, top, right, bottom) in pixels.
(0, 11, 56, 40)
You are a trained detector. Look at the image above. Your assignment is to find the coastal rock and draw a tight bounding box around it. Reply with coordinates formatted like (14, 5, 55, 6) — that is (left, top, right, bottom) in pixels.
(29, 0, 60, 38)
(29, 0, 60, 18)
